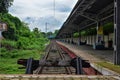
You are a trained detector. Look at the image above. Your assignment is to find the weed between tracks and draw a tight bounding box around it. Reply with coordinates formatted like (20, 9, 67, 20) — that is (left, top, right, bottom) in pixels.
(0, 49, 43, 74)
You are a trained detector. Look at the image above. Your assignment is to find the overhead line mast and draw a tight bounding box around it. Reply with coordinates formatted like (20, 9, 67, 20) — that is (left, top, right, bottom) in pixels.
(54, 0, 56, 17)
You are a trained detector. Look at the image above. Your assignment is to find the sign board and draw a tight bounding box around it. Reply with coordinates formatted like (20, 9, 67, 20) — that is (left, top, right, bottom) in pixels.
(97, 26, 103, 35)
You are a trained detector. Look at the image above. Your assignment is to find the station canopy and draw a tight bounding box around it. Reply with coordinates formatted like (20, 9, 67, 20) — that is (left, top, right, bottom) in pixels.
(56, 0, 114, 38)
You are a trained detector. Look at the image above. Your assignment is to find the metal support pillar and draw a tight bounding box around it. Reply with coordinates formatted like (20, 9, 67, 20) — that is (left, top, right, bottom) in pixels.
(78, 30, 81, 45)
(93, 21, 104, 50)
(66, 34, 68, 42)
(67, 33, 70, 43)
(63, 35, 65, 42)
(61, 35, 64, 42)
(114, 0, 120, 65)
(96, 22, 103, 43)
(71, 32, 73, 44)
(65, 34, 67, 42)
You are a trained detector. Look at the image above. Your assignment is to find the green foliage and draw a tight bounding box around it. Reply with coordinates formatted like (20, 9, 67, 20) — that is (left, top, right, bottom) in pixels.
(0, 13, 18, 40)
(47, 31, 53, 36)
(33, 27, 43, 38)
(46, 29, 59, 39)
(0, 58, 25, 74)
(73, 23, 113, 37)
(80, 30, 86, 36)
(85, 28, 97, 35)
(103, 22, 114, 35)
(73, 30, 87, 38)
(19, 23, 31, 37)
(16, 36, 48, 50)
(72, 22, 113, 37)
(0, 49, 41, 59)
(54, 30, 59, 36)
(73, 32, 79, 38)
(0, 47, 7, 53)
(0, 0, 14, 13)
(1, 40, 17, 49)
(0, 13, 49, 50)
(0, 11, 49, 74)
(96, 62, 120, 74)
(0, 49, 42, 74)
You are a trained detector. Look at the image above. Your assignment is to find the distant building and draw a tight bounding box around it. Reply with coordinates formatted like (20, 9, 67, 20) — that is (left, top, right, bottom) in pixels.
(0, 22, 7, 39)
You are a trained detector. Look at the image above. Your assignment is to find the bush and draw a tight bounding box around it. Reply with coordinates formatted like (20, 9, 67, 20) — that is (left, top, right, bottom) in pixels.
(0, 47, 7, 52)
(16, 37, 48, 50)
(1, 39, 17, 50)
(103, 22, 114, 35)
(73, 32, 79, 38)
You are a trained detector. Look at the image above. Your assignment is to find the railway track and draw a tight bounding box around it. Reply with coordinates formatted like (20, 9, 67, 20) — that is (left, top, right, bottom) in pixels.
(16, 40, 120, 80)
(34, 41, 75, 74)
(18, 40, 101, 75)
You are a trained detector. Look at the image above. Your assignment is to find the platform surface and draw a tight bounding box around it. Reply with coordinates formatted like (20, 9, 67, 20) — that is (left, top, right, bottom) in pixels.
(57, 41, 113, 63)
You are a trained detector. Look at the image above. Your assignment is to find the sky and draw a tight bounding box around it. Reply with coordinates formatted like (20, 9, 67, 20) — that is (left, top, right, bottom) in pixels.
(9, 0, 77, 32)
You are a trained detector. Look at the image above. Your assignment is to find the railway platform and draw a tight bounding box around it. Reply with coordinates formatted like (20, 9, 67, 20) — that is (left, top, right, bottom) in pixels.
(56, 41, 120, 76)
(57, 41, 113, 63)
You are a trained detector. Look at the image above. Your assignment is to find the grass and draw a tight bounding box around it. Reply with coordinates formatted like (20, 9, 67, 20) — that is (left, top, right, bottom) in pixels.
(96, 62, 120, 74)
(0, 58, 25, 74)
(0, 38, 48, 74)
(0, 49, 44, 74)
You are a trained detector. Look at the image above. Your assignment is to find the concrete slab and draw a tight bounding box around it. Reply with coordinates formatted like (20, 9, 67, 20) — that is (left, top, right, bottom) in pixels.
(0, 75, 119, 80)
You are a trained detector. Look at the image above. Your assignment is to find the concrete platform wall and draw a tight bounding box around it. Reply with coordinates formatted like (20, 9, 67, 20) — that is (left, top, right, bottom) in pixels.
(80, 33, 114, 48)
(85, 35, 96, 46)
(71, 33, 113, 48)
(61, 33, 113, 48)
(104, 35, 108, 47)
(73, 38, 79, 44)
(81, 36, 86, 42)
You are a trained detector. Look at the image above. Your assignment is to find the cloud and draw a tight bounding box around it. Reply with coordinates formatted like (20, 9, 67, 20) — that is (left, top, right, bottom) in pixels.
(55, 4, 71, 12)
(24, 16, 61, 32)
(9, 0, 77, 32)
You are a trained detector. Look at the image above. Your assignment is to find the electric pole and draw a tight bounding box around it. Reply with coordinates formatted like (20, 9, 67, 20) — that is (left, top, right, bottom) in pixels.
(45, 22, 48, 37)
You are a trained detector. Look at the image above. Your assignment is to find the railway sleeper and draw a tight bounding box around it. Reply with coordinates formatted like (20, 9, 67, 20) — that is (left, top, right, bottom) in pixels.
(17, 57, 94, 74)
(70, 58, 90, 68)
(39, 59, 71, 67)
(17, 58, 39, 73)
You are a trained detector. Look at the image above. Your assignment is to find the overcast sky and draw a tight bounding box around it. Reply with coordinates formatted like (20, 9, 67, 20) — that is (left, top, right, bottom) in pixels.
(9, 0, 77, 32)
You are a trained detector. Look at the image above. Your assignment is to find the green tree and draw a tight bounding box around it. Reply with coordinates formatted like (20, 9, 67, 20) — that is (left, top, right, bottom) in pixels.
(33, 27, 41, 38)
(1, 13, 17, 40)
(47, 31, 53, 36)
(0, 0, 14, 13)
(54, 30, 59, 36)
(41, 32, 46, 38)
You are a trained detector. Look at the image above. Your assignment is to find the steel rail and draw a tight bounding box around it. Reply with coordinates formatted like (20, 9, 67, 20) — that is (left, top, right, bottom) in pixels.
(56, 42, 72, 74)
(34, 41, 53, 74)
(34, 41, 73, 74)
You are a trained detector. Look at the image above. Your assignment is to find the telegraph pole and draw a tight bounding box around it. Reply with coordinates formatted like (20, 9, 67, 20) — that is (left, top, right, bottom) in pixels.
(54, 0, 55, 17)
(45, 22, 48, 37)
